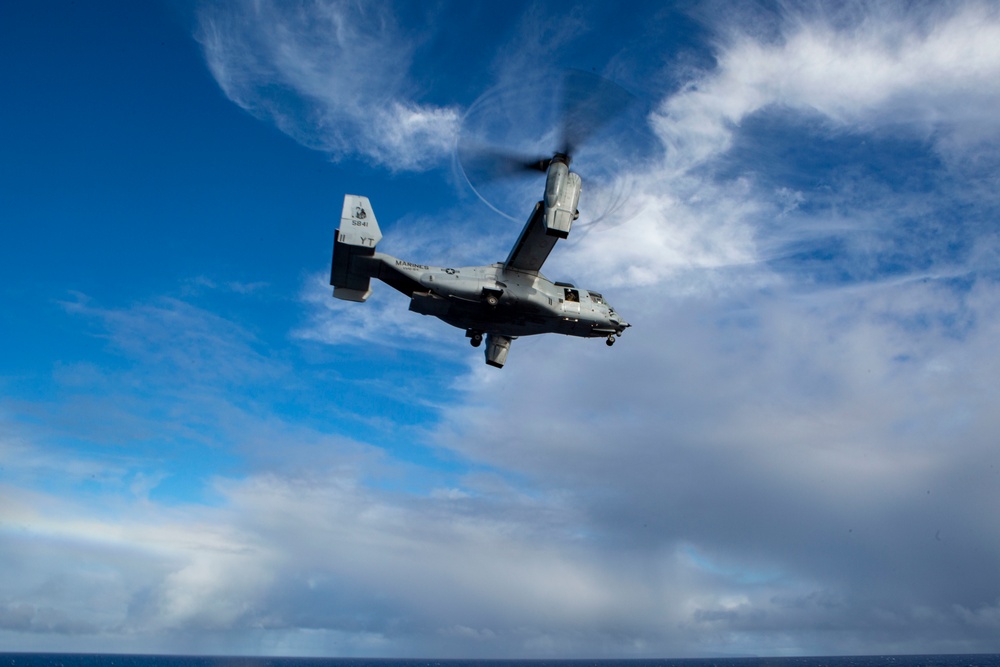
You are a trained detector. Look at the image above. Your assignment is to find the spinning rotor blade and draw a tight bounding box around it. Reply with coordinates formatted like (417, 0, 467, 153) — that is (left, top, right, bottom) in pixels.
(557, 69, 637, 159)
(456, 69, 646, 225)
(457, 142, 551, 181)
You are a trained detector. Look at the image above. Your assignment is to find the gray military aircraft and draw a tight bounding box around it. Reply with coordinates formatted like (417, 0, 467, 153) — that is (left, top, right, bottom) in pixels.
(329, 155, 630, 368)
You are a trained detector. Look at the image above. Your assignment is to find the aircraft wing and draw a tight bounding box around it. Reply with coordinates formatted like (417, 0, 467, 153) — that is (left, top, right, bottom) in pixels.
(503, 202, 560, 273)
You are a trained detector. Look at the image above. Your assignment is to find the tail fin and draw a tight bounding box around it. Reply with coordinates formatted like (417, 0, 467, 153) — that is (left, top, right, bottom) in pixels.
(330, 195, 383, 302)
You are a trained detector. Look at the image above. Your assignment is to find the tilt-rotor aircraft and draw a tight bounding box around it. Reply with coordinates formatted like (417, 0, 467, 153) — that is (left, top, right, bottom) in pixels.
(329, 156, 629, 368)
(329, 72, 632, 368)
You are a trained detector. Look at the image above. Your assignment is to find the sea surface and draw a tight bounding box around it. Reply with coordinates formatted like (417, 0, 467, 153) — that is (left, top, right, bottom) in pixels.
(3, 656, 1000, 667)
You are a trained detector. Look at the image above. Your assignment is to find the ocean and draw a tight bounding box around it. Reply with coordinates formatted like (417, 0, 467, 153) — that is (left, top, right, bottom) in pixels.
(3, 656, 1000, 667)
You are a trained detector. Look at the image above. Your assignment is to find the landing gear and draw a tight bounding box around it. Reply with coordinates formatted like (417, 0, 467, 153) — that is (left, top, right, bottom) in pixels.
(606, 335, 616, 347)
(467, 330, 483, 347)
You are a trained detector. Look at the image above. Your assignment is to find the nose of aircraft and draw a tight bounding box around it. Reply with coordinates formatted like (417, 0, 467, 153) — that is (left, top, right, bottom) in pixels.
(609, 311, 629, 333)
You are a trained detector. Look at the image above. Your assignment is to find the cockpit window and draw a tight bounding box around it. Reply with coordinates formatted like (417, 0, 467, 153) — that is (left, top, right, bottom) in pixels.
(564, 288, 579, 302)
(589, 292, 605, 304)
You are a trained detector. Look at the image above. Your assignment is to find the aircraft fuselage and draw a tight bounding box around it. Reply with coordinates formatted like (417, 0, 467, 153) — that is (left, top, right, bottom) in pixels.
(378, 255, 629, 339)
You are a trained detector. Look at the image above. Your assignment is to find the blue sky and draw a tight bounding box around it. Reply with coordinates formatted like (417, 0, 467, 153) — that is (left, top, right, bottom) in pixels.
(4, 0, 1000, 659)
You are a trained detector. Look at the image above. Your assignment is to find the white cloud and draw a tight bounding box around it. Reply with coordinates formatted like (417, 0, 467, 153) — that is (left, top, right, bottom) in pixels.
(529, 1, 1000, 326)
(196, 0, 460, 170)
(0, 441, 707, 655)
(658, 2, 1000, 172)
(425, 267, 1000, 653)
(561, 177, 769, 291)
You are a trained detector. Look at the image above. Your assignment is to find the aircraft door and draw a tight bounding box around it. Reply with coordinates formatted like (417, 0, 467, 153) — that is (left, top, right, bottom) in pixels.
(562, 288, 581, 315)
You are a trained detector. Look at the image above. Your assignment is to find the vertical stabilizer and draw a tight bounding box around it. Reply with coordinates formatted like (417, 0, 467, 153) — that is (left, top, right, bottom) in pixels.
(331, 195, 382, 302)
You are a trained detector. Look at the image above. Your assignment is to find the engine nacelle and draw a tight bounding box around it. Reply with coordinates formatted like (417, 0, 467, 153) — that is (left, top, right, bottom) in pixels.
(543, 161, 581, 238)
(484, 334, 512, 368)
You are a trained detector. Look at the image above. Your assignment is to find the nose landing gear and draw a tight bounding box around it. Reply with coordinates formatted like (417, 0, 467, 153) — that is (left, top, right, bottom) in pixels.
(606, 335, 615, 346)
(467, 330, 483, 347)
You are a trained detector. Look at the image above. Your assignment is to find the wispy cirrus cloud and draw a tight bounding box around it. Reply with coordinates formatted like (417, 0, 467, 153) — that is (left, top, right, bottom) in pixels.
(196, 0, 460, 170)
